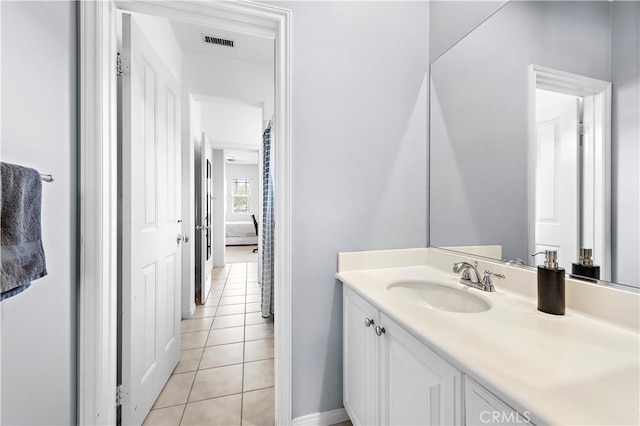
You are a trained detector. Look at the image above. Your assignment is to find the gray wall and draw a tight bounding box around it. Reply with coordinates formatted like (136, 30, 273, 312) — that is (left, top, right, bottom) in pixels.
(264, 1, 429, 418)
(429, 1, 612, 262)
(611, 1, 640, 286)
(1, 1, 77, 424)
(429, 1, 507, 62)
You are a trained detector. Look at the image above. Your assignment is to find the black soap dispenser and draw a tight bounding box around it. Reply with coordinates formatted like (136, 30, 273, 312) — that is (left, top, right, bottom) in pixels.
(571, 248, 600, 281)
(533, 250, 565, 315)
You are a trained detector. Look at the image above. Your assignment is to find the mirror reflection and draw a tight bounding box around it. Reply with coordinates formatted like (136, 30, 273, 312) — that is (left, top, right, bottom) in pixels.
(429, 1, 639, 288)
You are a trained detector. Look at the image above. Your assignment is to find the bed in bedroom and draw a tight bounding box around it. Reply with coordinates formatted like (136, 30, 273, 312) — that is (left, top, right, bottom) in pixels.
(225, 221, 258, 246)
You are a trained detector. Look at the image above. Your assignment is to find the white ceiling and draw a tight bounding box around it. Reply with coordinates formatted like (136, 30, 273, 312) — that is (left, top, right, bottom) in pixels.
(169, 20, 274, 65)
(225, 149, 260, 165)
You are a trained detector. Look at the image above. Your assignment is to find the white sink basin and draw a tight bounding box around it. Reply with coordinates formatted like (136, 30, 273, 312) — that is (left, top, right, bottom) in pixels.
(387, 281, 491, 313)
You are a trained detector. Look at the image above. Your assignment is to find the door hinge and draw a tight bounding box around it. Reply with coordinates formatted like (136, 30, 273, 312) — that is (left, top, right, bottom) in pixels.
(116, 384, 128, 406)
(578, 122, 585, 136)
(117, 52, 130, 77)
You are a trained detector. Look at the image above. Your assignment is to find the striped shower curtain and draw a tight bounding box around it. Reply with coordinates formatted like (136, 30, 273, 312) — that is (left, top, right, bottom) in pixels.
(261, 121, 275, 317)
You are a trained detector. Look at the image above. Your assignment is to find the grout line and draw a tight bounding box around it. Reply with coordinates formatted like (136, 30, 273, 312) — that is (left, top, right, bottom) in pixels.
(152, 262, 259, 425)
(179, 265, 225, 424)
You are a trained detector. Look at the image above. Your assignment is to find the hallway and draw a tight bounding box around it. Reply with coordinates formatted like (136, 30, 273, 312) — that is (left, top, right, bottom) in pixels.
(143, 261, 274, 425)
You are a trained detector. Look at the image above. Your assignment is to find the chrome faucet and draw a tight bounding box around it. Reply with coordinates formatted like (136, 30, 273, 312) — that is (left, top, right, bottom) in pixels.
(452, 261, 501, 292)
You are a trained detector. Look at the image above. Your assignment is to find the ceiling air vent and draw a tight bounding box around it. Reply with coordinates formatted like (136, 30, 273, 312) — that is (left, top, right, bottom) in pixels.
(202, 34, 235, 48)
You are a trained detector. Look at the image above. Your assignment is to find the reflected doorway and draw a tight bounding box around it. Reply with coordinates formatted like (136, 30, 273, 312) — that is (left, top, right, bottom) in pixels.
(529, 65, 612, 279)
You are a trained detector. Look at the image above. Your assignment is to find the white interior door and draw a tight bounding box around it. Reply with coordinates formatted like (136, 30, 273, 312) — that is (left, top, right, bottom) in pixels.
(534, 89, 579, 267)
(119, 13, 182, 425)
(197, 133, 214, 303)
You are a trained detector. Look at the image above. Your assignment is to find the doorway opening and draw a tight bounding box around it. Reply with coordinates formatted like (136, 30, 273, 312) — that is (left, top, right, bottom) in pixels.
(78, 2, 291, 425)
(528, 65, 611, 279)
(116, 9, 276, 425)
(223, 148, 262, 264)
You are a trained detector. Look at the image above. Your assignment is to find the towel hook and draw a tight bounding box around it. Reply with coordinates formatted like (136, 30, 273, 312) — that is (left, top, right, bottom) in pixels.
(40, 174, 54, 183)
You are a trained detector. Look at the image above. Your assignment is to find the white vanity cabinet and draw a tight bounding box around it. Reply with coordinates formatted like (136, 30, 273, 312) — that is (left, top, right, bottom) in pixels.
(343, 287, 461, 425)
(464, 377, 533, 426)
(343, 286, 379, 425)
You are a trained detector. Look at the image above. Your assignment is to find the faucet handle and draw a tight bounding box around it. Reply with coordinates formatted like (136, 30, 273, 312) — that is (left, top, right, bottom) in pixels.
(481, 270, 504, 291)
(484, 270, 505, 279)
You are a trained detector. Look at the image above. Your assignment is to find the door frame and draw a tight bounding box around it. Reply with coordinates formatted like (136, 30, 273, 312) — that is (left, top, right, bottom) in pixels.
(528, 65, 611, 278)
(78, 1, 292, 424)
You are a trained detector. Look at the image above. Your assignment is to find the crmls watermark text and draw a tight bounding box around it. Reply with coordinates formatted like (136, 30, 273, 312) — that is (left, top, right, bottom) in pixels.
(479, 410, 531, 424)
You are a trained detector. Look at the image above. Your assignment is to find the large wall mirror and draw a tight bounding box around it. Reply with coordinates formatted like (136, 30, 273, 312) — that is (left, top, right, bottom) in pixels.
(430, 1, 639, 289)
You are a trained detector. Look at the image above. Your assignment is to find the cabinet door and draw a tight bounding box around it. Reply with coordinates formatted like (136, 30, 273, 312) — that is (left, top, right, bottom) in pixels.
(464, 377, 533, 426)
(343, 287, 379, 425)
(379, 314, 461, 426)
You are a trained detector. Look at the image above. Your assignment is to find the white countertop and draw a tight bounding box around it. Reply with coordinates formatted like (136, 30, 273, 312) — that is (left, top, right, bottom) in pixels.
(337, 262, 640, 425)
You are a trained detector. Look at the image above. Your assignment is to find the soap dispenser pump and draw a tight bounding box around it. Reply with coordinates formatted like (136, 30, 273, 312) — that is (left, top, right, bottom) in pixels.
(532, 250, 565, 315)
(571, 248, 601, 281)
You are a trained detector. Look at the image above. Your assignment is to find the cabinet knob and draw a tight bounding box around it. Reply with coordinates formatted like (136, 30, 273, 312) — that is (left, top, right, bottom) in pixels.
(364, 318, 374, 327)
(375, 326, 385, 336)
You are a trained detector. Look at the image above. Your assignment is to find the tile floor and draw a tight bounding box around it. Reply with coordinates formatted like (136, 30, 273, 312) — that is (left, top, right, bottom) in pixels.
(143, 261, 275, 426)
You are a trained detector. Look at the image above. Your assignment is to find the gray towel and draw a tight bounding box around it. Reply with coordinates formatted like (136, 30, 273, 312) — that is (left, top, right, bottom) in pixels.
(1, 162, 47, 298)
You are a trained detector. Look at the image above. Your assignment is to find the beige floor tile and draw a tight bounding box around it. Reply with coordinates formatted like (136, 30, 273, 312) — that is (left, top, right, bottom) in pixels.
(242, 387, 274, 426)
(209, 289, 223, 298)
(192, 307, 217, 318)
(222, 288, 246, 297)
(206, 326, 245, 346)
(153, 372, 196, 409)
(245, 303, 261, 313)
(143, 405, 185, 426)
(226, 274, 246, 281)
(181, 394, 241, 426)
(245, 286, 261, 295)
(181, 331, 209, 350)
(181, 317, 213, 334)
(189, 364, 243, 402)
(204, 297, 220, 307)
(212, 314, 245, 329)
(199, 342, 244, 369)
(243, 359, 274, 392)
(224, 282, 246, 289)
(210, 281, 225, 289)
(245, 312, 272, 326)
(216, 304, 245, 316)
(245, 294, 261, 303)
(174, 348, 203, 374)
(219, 296, 246, 306)
(245, 323, 273, 341)
(244, 339, 274, 363)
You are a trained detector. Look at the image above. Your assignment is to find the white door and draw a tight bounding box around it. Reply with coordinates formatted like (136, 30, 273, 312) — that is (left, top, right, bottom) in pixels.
(196, 133, 214, 303)
(534, 89, 579, 267)
(379, 313, 461, 426)
(119, 13, 182, 425)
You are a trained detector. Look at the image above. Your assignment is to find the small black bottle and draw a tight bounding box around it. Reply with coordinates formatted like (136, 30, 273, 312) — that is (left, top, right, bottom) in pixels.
(534, 250, 565, 315)
(571, 248, 600, 281)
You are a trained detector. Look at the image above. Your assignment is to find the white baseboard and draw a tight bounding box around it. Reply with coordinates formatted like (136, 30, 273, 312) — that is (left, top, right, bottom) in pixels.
(291, 408, 350, 426)
(182, 305, 195, 320)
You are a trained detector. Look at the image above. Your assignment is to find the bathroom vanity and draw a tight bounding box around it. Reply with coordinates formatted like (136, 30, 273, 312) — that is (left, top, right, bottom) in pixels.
(337, 248, 640, 426)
